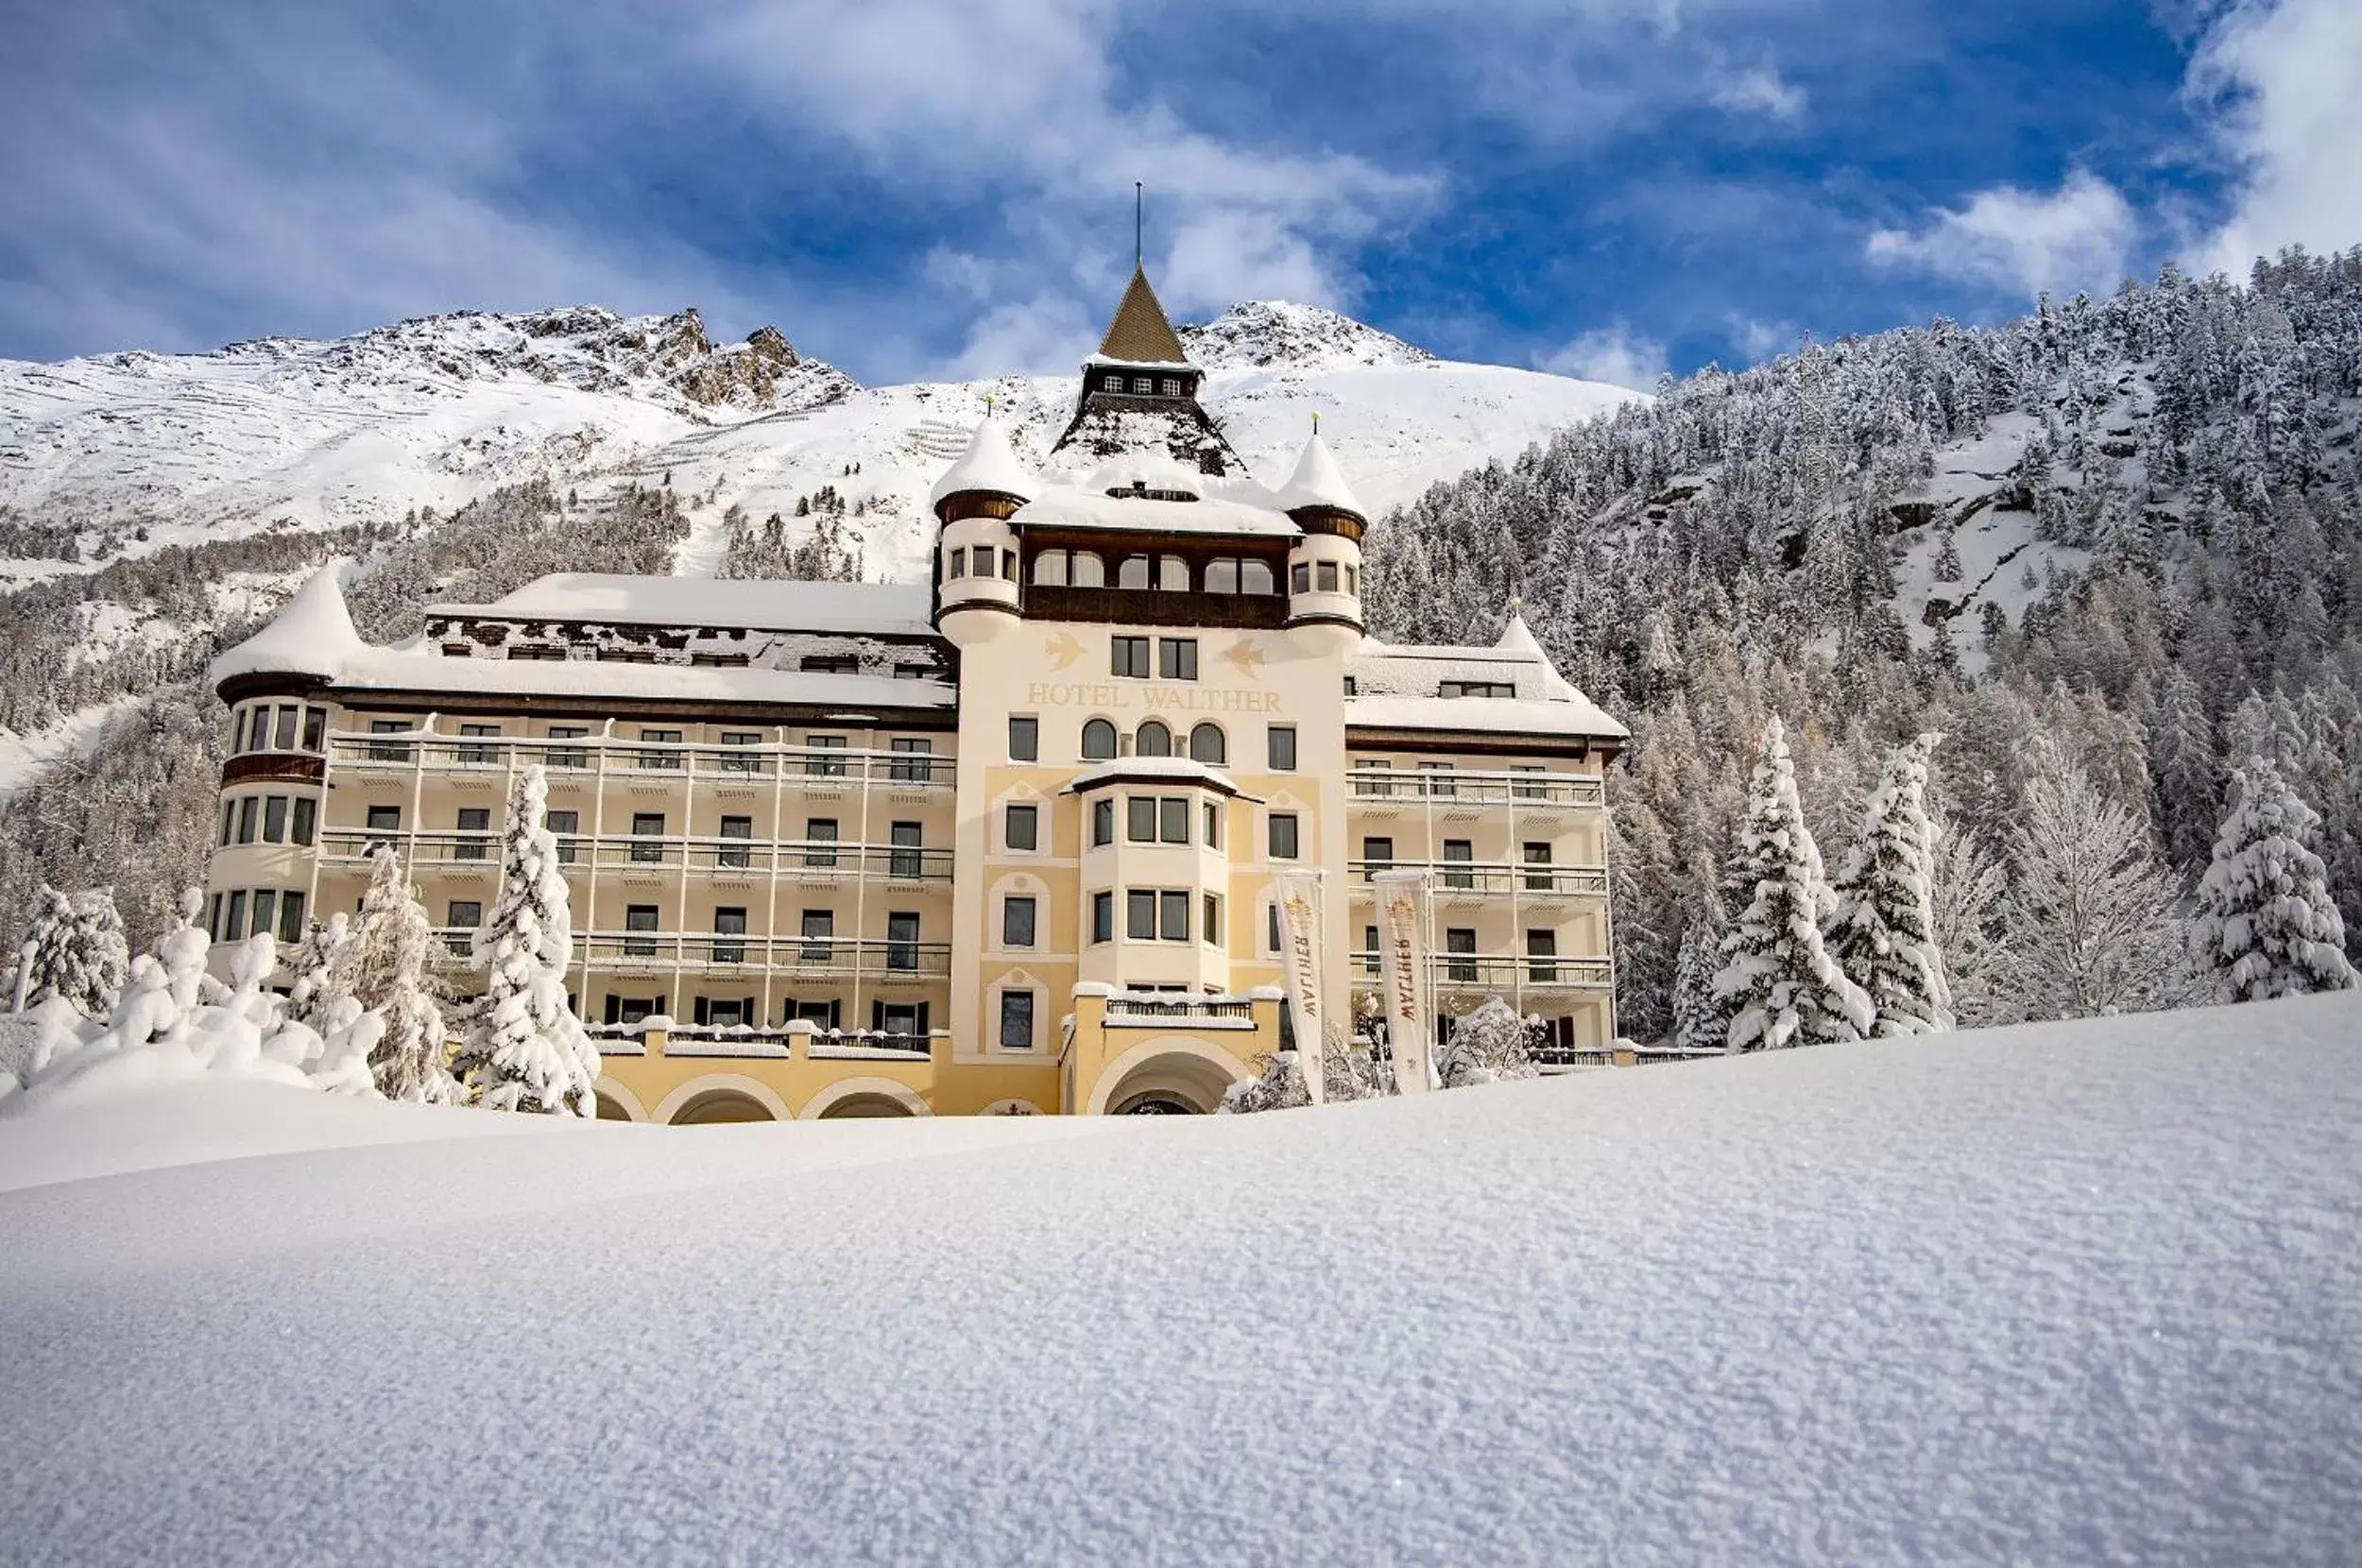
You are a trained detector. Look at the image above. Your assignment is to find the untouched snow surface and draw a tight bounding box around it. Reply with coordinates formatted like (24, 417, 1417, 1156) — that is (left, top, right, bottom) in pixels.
(4, 995, 2358, 1565)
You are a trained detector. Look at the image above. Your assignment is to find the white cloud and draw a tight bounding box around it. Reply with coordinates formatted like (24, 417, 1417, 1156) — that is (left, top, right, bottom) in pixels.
(1724, 314, 1799, 363)
(1708, 61, 1806, 120)
(1542, 322, 1669, 390)
(2185, 0, 2362, 276)
(1866, 170, 2141, 298)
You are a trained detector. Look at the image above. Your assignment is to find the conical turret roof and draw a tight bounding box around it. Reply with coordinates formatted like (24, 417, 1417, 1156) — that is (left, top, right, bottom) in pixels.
(211, 560, 368, 685)
(1272, 429, 1364, 518)
(1496, 608, 1581, 701)
(928, 416, 1036, 510)
(1094, 264, 1190, 366)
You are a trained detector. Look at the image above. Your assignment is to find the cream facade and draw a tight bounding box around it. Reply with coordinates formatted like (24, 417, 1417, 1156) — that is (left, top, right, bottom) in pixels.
(203, 267, 1627, 1121)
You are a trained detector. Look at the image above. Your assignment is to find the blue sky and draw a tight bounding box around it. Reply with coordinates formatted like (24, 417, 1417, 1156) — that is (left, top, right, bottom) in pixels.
(2, 0, 2356, 387)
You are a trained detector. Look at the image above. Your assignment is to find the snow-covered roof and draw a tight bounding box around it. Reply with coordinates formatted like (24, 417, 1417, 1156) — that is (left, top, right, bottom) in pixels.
(1060, 757, 1250, 797)
(1012, 484, 1301, 539)
(1271, 431, 1364, 518)
(1344, 693, 1627, 742)
(926, 417, 1036, 509)
(438, 575, 937, 639)
(1351, 612, 1590, 706)
(320, 649, 954, 711)
(212, 569, 952, 709)
(210, 561, 369, 685)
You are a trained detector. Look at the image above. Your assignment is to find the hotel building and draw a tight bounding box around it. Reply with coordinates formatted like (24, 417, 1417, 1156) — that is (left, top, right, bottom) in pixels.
(204, 267, 1628, 1120)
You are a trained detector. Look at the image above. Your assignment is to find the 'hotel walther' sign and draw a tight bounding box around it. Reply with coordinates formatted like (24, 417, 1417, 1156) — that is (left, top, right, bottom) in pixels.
(1023, 681, 1281, 714)
(1373, 871, 1435, 1095)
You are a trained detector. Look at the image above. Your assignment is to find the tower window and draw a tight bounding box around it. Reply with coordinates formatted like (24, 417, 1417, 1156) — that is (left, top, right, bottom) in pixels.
(1316, 561, 1340, 592)
(1104, 373, 1122, 391)
(1132, 376, 1153, 393)
(1161, 378, 1182, 396)
(946, 547, 966, 579)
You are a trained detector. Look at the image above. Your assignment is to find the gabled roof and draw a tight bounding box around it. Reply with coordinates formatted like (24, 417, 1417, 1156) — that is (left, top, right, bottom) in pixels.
(1095, 265, 1190, 366)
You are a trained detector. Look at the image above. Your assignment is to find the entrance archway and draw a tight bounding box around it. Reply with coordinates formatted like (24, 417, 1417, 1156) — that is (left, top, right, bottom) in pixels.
(1088, 1038, 1249, 1116)
(817, 1093, 919, 1119)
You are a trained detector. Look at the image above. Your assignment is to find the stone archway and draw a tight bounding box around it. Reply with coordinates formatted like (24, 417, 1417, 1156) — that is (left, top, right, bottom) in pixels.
(669, 1088, 779, 1125)
(592, 1078, 649, 1122)
(1087, 1037, 1250, 1116)
(651, 1073, 794, 1126)
(800, 1076, 933, 1120)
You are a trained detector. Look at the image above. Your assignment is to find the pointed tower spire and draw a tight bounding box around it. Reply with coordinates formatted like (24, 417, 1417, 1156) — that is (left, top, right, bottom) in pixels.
(211, 559, 368, 685)
(1096, 266, 1189, 365)
(928, 414, 1036, 515)
(1274, 427, 1364, 520)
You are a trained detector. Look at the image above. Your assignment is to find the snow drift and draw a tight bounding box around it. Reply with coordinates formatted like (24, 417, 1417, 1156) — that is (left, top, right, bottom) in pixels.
(3, 994, 2356, 1564)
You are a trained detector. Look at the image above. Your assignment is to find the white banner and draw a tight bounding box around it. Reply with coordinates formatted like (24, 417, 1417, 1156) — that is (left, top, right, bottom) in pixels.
(1271, 870, 1326, 1106)
(1374, 870, 1434, 1096)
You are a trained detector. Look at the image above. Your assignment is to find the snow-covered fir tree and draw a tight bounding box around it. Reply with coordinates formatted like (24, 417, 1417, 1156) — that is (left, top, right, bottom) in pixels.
(19, 886, 130, 1019)
(2190, 762, 2357, 1000)
(343, 849, 459, 1102)
(1711, 718, 1874, 1049)
(284, 912, 356, 1031)
(1824, 734, 1953, 1034)
(1999, 746, 2191, 1020)
(1437, 998, 1539, 1086)
(466, 766, 598, 1115)
(1927, 820, 2010, 1028)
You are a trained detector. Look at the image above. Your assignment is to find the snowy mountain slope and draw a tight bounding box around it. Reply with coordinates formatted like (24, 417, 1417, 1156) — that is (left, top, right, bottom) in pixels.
(3, 993, 2356, 1564)
(0, 307, 847, 587)
(0, 298, 1633, 589)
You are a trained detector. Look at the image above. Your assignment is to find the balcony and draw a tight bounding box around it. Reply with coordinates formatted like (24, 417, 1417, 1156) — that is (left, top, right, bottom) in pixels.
(1346, 768, 1603, 811)
(326, 732, 954, 791)
(1345, 860, 1609, 899)
(1352, 950, 1614, 994)
(321, 830, 952, 884)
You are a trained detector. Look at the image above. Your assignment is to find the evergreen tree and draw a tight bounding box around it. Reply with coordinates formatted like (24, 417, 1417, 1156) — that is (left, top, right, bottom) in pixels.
(2148, 665, 2221, 871)
(1998, 745, 2190, 1020)
(1437, 998, 1539, 1086)
(1928, 819, 2010, 1029)
(1824, 734, 1954, 1034)
(285, 912, 356, 1031)
(1711, 718, 1874, 1049)
(23, 886, 129, 1018)
(467, 766, 598, 1115)
(15, 887, 77, 1013)
(344, 849, 458, 1102)
(2190, 762, 2357, 999)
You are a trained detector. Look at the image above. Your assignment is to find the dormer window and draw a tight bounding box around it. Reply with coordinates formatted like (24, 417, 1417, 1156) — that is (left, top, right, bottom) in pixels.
(1161, 378, 1181, 396)
(1132, 376, 1153, 394)
(1104, 373, 1122, 391)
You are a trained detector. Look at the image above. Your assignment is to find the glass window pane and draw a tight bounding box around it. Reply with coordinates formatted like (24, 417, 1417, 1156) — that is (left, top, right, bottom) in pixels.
(1092, 892, 1113, 944)
(1006, 804, 1037, 851)
(273, 707, 299, 749)
(264, 796, 289, 844)
(1242, 559, 1276, 594)
(1000, 990, 1034, 1048)
(1136, 721, 1171, 758)
(1118, 554, 1151, 589)
(302, 708, 327, 752)
(1158, 890, 1190, 942)
(1003, 896, 1036, 947)
(1071, 552, 1105, 588)
(291, 797, 317, 847)
(236, 797, 259, 844)
(1189, 723, 1224, 764)
(1207, 558, 1239, 593)
(1156, 556, 1189, 590)
(278, 891, 307, 944)
(1033, 550, 1067, 586)
(1126, 890, 1155, 940)
(1158, 798, 1188, 844)
(1092, 798, 1114, 846)
(1128, 797, 1156, 842)
(1267, 725, 1296, 771)
(1008, 716, 1038, 761)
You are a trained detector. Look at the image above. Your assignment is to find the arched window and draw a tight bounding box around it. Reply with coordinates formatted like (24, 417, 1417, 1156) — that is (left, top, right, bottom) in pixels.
(1241, 559, 1277, 595)
(1072, 551, 1105, 588)
(1118, 554, 1151, 589)
(1136, 721, 1172, 758)
(1032, 551, 1067, 586)
(1081, 719, 1118, 760)
(1206, 558, 1239, 594)
(1189, 723, 1226, 765)
(1034, 548, 1107, 588)
(1157, 555, 1189, 590)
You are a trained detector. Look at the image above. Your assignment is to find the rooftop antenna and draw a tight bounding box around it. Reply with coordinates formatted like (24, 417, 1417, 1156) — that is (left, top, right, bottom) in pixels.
(1135, 181, 1143, 268)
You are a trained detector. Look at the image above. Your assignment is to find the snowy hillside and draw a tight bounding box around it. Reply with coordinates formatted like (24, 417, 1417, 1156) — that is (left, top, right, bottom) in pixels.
(0, 299, 1633, 589)
(3, 993, 2356, 1563)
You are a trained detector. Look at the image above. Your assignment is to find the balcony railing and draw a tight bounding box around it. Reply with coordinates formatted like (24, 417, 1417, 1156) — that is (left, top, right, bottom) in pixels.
(1346, 768, 1603, 808)
(427, 929, 950, 979)
(1351, 950, 1614, 992)
(1346, 861, 1610, 897)
(573, 932, 953, 979)
(1103, 995, 1257, 1024)
(321, 830, 953, 882)
(328, 732, 952, 788)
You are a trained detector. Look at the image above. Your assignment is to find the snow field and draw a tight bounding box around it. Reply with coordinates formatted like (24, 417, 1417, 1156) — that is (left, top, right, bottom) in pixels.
(2, 993, 2356, 1565)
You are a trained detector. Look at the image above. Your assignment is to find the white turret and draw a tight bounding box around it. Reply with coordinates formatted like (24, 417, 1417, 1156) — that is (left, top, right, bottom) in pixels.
(1276, 429, 1365, 656)
(931, 417, 1034, 646)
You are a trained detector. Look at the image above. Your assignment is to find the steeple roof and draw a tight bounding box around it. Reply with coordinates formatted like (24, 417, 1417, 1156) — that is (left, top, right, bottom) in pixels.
(928, 416, 1036, 510)
(211, 560, 367, 686)
(1272, 429, 1364, 518)
(1094, 265, 1190, 366)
